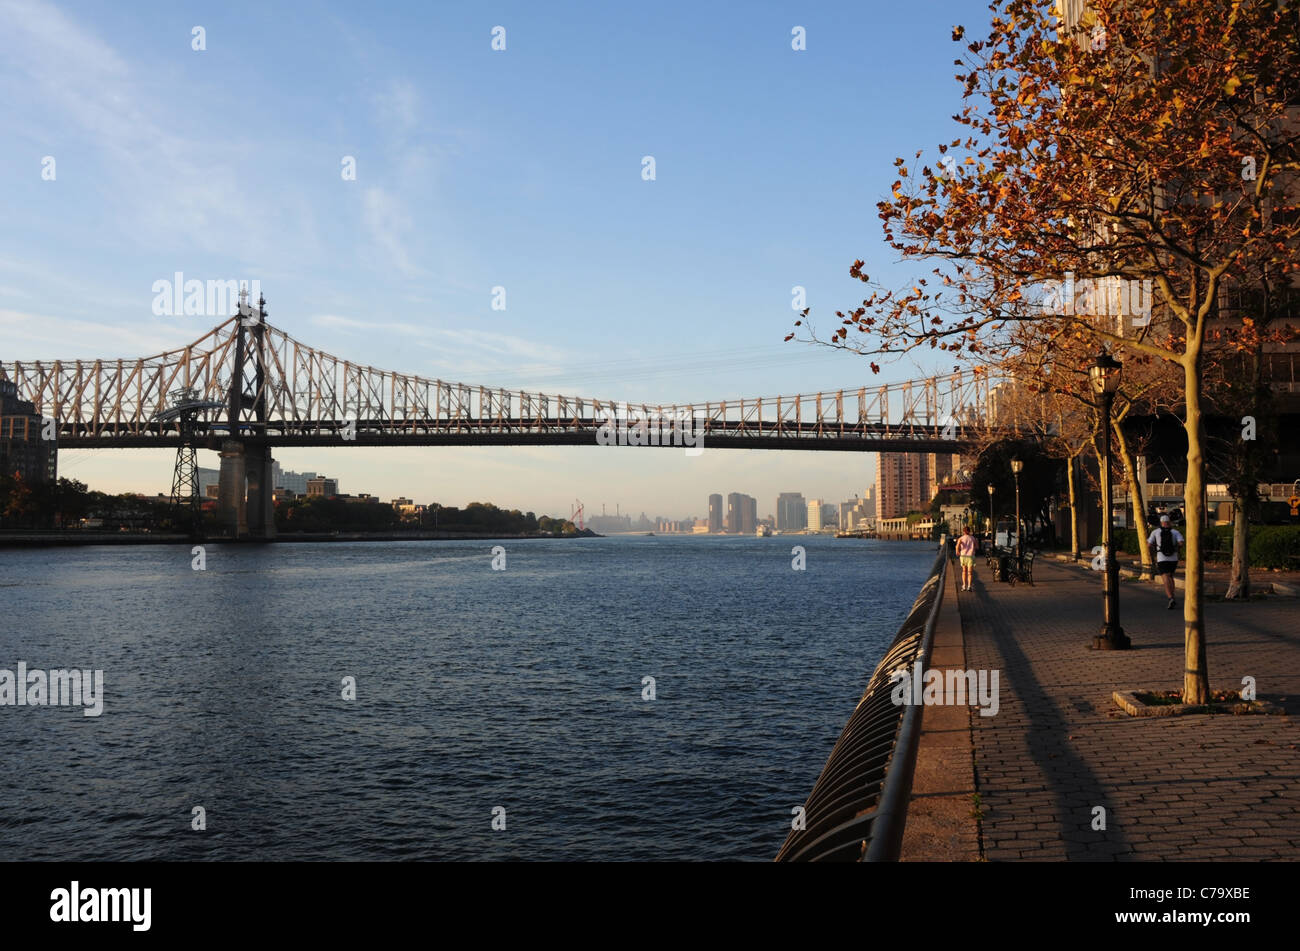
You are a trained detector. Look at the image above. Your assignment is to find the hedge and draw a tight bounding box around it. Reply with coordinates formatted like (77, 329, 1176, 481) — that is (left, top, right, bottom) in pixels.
(1115, 524, 1300, 570)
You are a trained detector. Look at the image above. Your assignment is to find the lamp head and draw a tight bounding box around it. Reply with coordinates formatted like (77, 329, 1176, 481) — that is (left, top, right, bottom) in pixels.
(1089, 351, 1123, 396)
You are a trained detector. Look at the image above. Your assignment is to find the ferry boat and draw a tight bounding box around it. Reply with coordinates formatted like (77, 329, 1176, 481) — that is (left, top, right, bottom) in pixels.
(755, 525, 772, 537)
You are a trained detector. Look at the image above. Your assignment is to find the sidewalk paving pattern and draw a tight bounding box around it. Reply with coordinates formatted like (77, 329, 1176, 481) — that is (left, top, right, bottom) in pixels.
(952, 559, 1299, 861)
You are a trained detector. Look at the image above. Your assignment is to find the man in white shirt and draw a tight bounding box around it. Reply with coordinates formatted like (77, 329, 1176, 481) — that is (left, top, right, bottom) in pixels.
(1147, 514, 1185, 609)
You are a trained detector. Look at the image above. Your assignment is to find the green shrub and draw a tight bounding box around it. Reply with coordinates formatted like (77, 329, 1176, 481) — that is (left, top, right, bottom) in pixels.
(1114, 528, 1140, 555)
(1248, 525, 1300, 570)
(1189, 524, 1299, 569)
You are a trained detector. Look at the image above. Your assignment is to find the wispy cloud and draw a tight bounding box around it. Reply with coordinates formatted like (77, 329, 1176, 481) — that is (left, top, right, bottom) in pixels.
(0, 0, 270, 259)
(311, 313, 429, 336)
(362, 186, 423, 278)
(371, 79, 419, 140)
(416, 328, 572, 383)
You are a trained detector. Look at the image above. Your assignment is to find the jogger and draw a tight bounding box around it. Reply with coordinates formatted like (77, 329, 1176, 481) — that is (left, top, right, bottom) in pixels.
(1146, 513, 1185, 609)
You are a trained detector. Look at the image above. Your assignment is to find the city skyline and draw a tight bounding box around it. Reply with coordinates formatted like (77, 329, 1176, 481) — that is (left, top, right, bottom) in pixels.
(55, 446, 906, 524)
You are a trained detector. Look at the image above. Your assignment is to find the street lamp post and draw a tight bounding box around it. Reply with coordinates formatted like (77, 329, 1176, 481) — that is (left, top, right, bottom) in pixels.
(1089, 352, 1131, 651)
(1011, 458, 1024, 569)
(987, 483, 995, 545)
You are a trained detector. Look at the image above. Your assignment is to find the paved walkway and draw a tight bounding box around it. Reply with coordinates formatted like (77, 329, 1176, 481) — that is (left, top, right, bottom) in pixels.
(908, 557, 1300, 861)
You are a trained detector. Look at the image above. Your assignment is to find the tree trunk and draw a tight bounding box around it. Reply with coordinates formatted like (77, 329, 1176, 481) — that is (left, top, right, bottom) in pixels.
(1182, 354, 1211, 705)
(1112, 420, 1154, 579)
(1225, 346, 1262, 600)
(1067, 454, 1081, 559)
(1224, 494, 1250, 599)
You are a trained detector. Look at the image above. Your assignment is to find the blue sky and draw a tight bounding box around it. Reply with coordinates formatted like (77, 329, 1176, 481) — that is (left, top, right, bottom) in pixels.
(1, 0, 981, 520)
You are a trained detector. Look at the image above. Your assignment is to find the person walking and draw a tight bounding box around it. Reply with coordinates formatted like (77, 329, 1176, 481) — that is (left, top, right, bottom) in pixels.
(1147, 513, 1185, 609)
(956, 525, 978, 591)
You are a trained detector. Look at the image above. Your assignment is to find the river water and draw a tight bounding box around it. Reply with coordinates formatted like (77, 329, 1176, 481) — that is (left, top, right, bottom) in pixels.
(0, 535, 935, 861)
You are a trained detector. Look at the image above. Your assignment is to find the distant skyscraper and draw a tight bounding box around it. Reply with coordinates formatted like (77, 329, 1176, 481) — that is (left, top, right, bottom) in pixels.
(708, 494, 723, 533)
(725, 493, 757, 533)
(726, 492, 743, 533)
(776, 492, 807, 532)
(875, 453, 930, 519)
(808, 499, 826, 532)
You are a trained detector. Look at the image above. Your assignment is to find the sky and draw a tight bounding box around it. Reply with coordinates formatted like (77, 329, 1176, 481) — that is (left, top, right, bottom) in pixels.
(0, 0, 984, 521)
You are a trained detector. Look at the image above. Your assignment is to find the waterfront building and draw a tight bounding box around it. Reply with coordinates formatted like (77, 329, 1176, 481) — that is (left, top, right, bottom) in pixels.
(306, 476, 339, 498)
(0, 379, 56, 486)
(839, 497, 861, 531)
(875, 453, 930, 520)
(726, 493, 742, 533)
(708, 493, 723, 533)
(808, 499, 826, 532)
(726, 492, 757, 533)
(776, 492, 807, 532)
(271, 463, 320, 496)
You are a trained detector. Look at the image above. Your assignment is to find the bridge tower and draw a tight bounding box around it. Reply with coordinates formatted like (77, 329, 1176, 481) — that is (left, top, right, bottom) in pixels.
(217, 288, 277, 540)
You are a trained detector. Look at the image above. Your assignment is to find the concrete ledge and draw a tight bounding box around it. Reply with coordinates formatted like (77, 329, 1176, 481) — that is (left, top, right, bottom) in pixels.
(1113, 689, 1285, 717)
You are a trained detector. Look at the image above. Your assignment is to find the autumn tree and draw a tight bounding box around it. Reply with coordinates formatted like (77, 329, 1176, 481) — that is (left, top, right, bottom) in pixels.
(791, 0, 1300, 703)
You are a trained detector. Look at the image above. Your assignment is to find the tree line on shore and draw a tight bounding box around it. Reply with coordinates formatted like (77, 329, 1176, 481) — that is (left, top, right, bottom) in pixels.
(0, 474, 581, 537)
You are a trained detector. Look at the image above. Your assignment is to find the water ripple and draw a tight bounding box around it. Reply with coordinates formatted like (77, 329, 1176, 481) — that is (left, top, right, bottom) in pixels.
(0, 536, 934, 860)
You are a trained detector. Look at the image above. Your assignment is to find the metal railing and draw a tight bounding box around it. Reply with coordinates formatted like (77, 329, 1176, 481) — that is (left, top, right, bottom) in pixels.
(775, 543, 949, 862)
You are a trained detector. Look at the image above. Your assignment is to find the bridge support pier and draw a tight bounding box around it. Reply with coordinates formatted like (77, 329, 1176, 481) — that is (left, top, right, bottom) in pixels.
(245, 443, 276, 539)
(217, 441, 247, 537)
(217, 440, 276, 539)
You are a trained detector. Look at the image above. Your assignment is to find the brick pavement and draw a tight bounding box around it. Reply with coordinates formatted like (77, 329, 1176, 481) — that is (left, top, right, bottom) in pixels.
(952, 558, 1300, 861)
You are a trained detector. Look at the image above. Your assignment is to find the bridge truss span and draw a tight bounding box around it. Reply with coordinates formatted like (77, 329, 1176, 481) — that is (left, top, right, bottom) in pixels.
(2, 316, 1025, 451)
